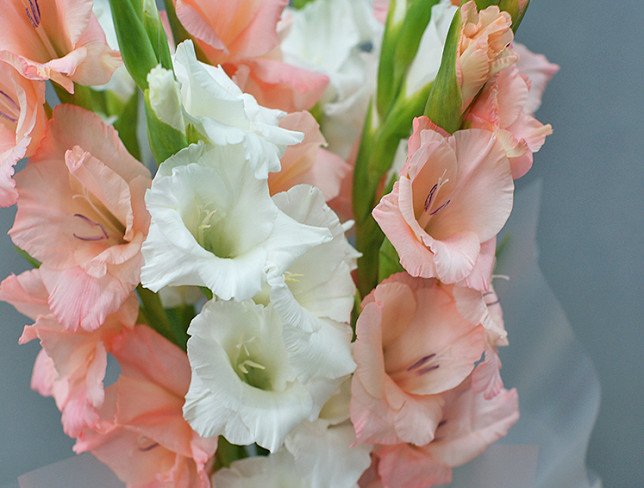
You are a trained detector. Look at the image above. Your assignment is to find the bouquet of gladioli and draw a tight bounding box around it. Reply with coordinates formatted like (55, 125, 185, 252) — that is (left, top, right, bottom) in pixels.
(0, 0, 559, 486)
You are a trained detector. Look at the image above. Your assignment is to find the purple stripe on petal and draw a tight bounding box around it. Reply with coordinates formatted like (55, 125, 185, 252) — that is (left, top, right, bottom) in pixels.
(416, 364, 440, 376)
(0, 90, 19, 110)
(72, 213, 109, 241)
(406, 353, 437, 371)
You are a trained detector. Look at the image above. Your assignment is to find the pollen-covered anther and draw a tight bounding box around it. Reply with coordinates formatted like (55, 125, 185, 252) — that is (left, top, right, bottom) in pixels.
(21, 0, 42, 28)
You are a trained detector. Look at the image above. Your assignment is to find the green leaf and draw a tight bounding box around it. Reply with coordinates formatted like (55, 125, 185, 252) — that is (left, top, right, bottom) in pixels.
(390, 0, 440, 104)
(163, 0, 192, 45)
(109, 0, 158, 89)
(355, 215, 385, 298)
(291, 0, 315, 8)
(14, 247, 40, 268)
(472, 0, 500, 8)
(113, 91, 141, 160)
(378, 238, 404, 282)
(499, 0, 530, 32)
(143, 0, 173, 71)
(423, 8, 463, 133)
(143, 90, 188, 164)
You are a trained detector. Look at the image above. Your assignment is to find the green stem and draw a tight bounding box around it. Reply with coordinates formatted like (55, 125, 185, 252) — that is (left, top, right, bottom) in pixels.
(137, 285, 188, 350)
(214, 437, 247, 470)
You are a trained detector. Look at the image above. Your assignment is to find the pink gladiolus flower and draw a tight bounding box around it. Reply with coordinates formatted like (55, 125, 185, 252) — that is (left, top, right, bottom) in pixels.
(0, 268, 138, 436)
(350, 273, 486, 446)
(173, 0, 328, 111)
(373, 117, 513, 284)
(0, 61, 47, 207)
(465, 65, 553, 179)
(268, 111, 350, 201)
(74, 326, 217, 488)
(372, 380, 519, 488)
(359, 374, 519, 488)
(514, 43, 560, 114)
(0, 0, 121, 93)
(10, 104, 151, 331)
(458, 1, 517, 110)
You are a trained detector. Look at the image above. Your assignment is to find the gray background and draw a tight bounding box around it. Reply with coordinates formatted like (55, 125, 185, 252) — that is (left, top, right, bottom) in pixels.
(1, 1, 642, 486)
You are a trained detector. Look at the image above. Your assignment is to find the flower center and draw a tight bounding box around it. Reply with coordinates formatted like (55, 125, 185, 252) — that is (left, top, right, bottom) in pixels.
(388, 353, 440, 384)
(417, 169, 451, 229)
(189, 203, 238, 259)
(71, 187, 126, 243)
(233, 336, 272, 391)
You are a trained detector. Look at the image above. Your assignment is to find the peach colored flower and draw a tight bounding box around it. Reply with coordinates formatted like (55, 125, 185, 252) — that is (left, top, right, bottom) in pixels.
(373, 117, 513, 284)
(0, 0, 121, 93)
(0, 61, 47, 207)
(466, 65, 553, 178)
(268, 111, 350, 201)
(74, 326, 217, 488)
(0, 268, 138, 436)
(10, 104, 151, 331)
(514, 42, 560, 114)
(350, 273, 486, 446)
(361, 376, 519, 488)
(173, 0, 328, 111)
(458, 1, 517, 109)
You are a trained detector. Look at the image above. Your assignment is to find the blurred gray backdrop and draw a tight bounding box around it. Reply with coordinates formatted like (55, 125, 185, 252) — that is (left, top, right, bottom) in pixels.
(1, 1, 642, 487)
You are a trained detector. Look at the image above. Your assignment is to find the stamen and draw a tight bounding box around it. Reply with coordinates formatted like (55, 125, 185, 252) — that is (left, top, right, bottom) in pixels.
(72, 188, 125, 238)
(0, 111, 17, 124)
(137, 436, 159, 452)
(22, 0, 41, 27)
(406, 353, 436, 372)
(0, 90, 19, 124)
(238, 359, 266, 375)
(284, 271, 304, 284)
(0, 90, 19, 111)
(424, 184, 438, 211)
(72, 213, 109, 242)
(416, 364, 440, 375)
(418, 169, 451, 228)
(429, 199, 451, 216)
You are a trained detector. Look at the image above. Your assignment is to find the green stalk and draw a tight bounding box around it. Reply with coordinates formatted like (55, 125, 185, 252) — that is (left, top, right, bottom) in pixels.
(137, 285, 188, 350)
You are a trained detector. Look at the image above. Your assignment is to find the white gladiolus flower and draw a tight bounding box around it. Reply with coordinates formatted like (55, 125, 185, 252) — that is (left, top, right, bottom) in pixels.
(404, 0, 458, 97)
(266, 185, 359, 333)
(281, 0, 383, 159)
(213, 420, 371, 488)
(141, 143, 331, 301)
(147, 66, 185, 132)
(183, 299, 355, 452)
(173, 41, 303, 179)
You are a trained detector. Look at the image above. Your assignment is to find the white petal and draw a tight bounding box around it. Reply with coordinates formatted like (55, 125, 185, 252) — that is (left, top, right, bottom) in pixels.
(173, 41, 303, 179)
(269, 186, 358, 329)
(147, 66, 185, 132)
(184, 300, 325, 452)
(285, 421, 372, 488)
